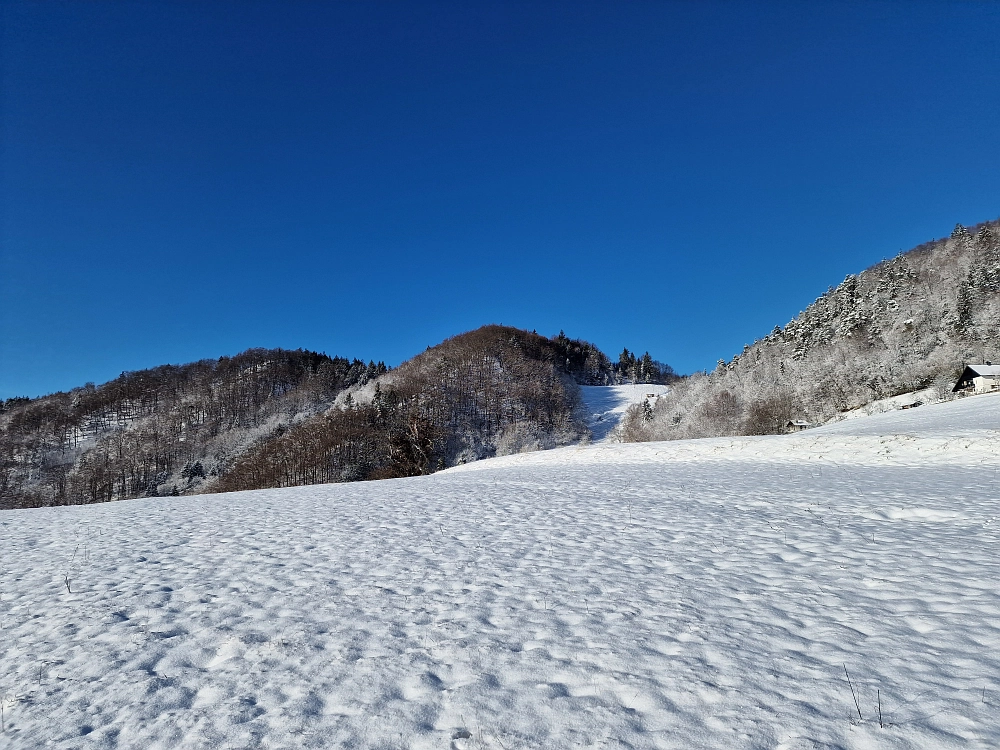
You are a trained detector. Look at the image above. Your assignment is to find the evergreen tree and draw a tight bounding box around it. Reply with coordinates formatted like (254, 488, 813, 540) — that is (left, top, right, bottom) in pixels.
(619, 348, 637, 382)
(642, 400, 654, 422)
(639, 352, 656, 383)
(955, 281, 974, 333)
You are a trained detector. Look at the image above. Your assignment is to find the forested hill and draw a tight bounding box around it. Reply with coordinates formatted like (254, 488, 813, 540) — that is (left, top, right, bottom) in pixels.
(1, 327, 675, 508)
(621, 219, 1000, 442)
(0, 349, 388, 508)
(215, 326, 674, 492)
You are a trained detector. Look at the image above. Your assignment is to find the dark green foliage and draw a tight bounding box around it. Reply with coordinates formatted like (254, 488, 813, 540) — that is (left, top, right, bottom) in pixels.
(549, 331, 616, 384)
(181, 461, 205, 483)
(619, 348, 636, 379)
(614, 348, 676, 384)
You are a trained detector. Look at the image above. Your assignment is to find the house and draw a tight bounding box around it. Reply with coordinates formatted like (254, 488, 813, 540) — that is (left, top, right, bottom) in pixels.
(952, 363, 1000, 394)
(785, 420, 812, 432)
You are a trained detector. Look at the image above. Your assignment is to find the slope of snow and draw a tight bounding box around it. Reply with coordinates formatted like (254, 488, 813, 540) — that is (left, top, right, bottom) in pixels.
(822, 386, 939, 425)
(579, 384, 671, 441)
(811, 390, 1000, 436)
(1, 394, 999, 749)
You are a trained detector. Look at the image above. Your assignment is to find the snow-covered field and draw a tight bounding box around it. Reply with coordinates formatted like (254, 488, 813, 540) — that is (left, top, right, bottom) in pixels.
(2, 393, 999, 749)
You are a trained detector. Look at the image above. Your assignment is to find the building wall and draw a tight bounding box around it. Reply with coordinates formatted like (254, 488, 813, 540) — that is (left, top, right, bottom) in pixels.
(974, 375, 1000, 394)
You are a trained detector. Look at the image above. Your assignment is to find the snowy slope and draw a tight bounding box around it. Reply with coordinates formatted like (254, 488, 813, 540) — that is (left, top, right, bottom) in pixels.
(1, 394, 999, 749)
(580, 384, 671, 441)
(812, 391, 1000, 436)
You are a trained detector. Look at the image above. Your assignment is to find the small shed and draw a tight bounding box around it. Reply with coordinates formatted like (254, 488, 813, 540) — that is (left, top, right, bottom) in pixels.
(952, 363, 1000, 394)
(785, 419, 812, 432)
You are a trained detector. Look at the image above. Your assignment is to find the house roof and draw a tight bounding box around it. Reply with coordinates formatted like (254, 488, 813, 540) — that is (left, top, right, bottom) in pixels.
(966, 365, 1000, 377)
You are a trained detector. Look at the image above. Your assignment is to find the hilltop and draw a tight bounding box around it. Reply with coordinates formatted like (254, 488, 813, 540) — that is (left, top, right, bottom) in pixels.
(622, 219, 1000, 441)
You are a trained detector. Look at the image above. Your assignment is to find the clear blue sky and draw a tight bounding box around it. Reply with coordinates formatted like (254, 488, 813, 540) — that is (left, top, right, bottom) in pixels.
(2, 1, 999, 398)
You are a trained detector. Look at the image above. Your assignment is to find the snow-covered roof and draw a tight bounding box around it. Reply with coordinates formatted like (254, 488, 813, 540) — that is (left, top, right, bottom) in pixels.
(966, 364, 1000, 377)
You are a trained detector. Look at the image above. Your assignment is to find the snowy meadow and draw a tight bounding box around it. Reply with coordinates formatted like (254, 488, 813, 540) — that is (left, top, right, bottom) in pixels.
(1, 394, 999, 748)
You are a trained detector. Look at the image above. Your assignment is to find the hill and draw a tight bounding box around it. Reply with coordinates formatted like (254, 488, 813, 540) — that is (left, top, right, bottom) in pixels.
(0, 349, 386, 508)
(215, 326, 675, 492)
(1, 327, 674, 508)
(2, 390, 998, 747)
(621, 219, 1000, 441)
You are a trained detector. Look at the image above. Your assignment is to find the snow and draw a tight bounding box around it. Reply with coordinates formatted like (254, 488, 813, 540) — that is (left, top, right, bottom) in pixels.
(580, 384, 671, 441)
(2, 392, 1000, 748)
(813, 390, 1000, 437)
(825, 387, 939, 424)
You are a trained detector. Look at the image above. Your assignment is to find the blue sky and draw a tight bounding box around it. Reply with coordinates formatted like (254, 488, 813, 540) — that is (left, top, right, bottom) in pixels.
(2, 1, 999, 398)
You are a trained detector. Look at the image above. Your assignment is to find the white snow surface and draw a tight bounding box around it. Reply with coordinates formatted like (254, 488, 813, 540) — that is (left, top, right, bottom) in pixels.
(823, 387, 938, 425)
(580, 384, 671, 441)
(2, 394, 1000, 748)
